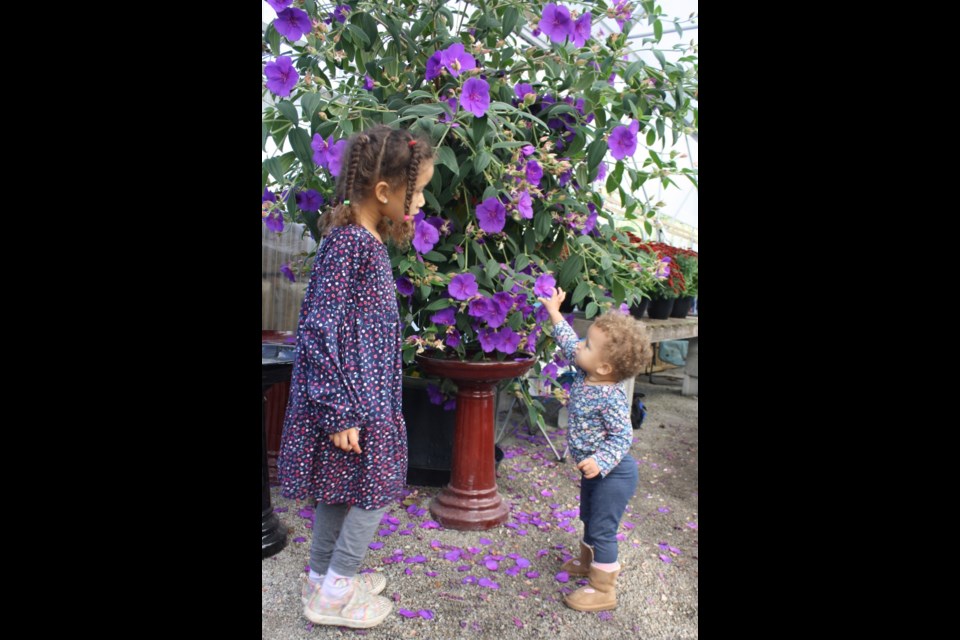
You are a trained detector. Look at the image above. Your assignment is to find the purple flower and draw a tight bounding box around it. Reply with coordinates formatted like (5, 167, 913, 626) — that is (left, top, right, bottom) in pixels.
(262, 188, 277, 204)
(521, 145, 536, 156)
(582, 210, 598, 235)
(476, 197, 506, 233)
(540, 4, 573, 43)
(460, 77, 490, 118)
(412, 220, 440, 254)
(280, 263, 295, 282)
(514, 82, 535, 100)
(330, 4, 351, 23)
(430, 307, 456, 325)
(448, 273, 478, 300)
(445, 329, 461, 348)
(619, 303, 630, 314)
(534, 274, 556, 298)
(396, 276, 414, 296)
(494, 327, 522, 354)
(326, 139, 348, 177)
(477, 328, 497, 353)
(425, 51, 443, 80)
(525, 160, 543, 186)
(295, 189, 323, 212)
(263, 210, 284, 233)
(440, 43, 476, 78)
(596, 162, 607, 182)
(439, 96, 459, 123)
(363, 75, 375, 90)
(426, 384, 444, 405)
(266, 0, 292, 12)
(273, 8, 312, 42)
(264, 56, 299, 97)
(515, 190, 533, 219)
(608, 120, 640, 160)
(572, 13, 592, 47)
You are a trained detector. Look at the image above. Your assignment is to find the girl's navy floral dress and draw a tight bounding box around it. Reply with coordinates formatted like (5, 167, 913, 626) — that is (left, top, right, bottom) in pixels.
(279, 225, 407, 510)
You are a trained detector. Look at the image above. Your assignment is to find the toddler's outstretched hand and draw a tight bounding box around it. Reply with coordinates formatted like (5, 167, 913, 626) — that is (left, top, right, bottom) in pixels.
(537, 286, 566, 315)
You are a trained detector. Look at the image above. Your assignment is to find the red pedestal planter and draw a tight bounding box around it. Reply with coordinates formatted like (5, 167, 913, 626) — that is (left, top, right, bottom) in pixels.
(415, 353, 535, 530)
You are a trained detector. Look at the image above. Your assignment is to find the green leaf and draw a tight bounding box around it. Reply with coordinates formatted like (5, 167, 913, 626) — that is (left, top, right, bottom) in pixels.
(646, 128, 656, 146)
(301, 94, 323, 121)
(485, 259, 500, 279)
(558, 255, 583, 290)
(601, 255, 612, 271)
(649, 150, 663, 168)
(546, 104, 578, 117)
(606, 161, 624, 193)
(644, 220, 653, 235)
(437, 146, 459, 174)
(425, 298, 453, 311)
(674, 19, 683, 37)
(277, 100, 299, 124)
(423, 251, 446, 263)
(587, 136, 607, 171)
(585, 301, 599, 319)
(475, 151, 492, 173)
(572, 280, 591, 305)
(653, 49, 666, 68)
(503, 7, 519, 35)
(624, 61, 645, 82)
(534, 210, 552, 240)
(544, 58, 561, 80)
(612, 280, 625, 303)
(653, 20, 663, 42)
(340, 118, 353, 136)
(346, 24, 370, 47)
(262, 122, 268, 151)
(403, 104, 448, 117)
(471, 115, 488, 146)
(491, 140, 528, 150)
(575, 164, 589, 188)
(289, 128, 315, 171)
(305, 0, 316, 17)
(514, 253, 529, 272)
(266, 24, 281, 56)
(424, 190, 442, 213)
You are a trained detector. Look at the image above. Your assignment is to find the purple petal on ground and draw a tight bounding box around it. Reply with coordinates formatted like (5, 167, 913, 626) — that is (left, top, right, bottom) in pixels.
(478, 578, 500, 589)
(658, 506, 671, 513)
(658, 542, 669, 551)
(516, 557, 531, 568)
(378, 529, 393, 536)
(505, 522, 519, 529)
(462, 576, 477, 584)
(405, 555, 427, 563)
(668, 546, 682, 555)
(516, 529, 528, 536)
(540, 489, 553, 497)
(467, 547, 481, 554)
(686, 522, 698, 529)
(398, 608, 418, 617)
(659, 554, 673, 563)
(420, 520, 440, 529)
(398, 530, 412, 536)
(425, 571, 438, 577)
(616, 533, 626, 541)
(598, 611, 613, 620)
(525, 571, 540, 578)
(298, 508, 314, 519)
(485, 560, 499, 571)
(406, 505, 419, 514)
(418, 610, 435, 620)
(622, 521, 635, 529)
(505, 566, 521, 576)
(537, 549, 549, 558)
(273, 507, 288, 513)
(576, 578, 589, 586)
(479, 537, 493, 545)
(513, 617, 524, 628)
(555, 571, 570, 583)
(430, 539, 441, 548)
(444, 550, 462, 562)
(457, 565, 472, 571)
(293, 536, 307, 543)
(386, 516, 400, 525)
(404, 568, 413, 575)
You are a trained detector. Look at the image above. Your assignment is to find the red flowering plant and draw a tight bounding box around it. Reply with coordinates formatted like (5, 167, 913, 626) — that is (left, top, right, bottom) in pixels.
(261, 0, 698, 417)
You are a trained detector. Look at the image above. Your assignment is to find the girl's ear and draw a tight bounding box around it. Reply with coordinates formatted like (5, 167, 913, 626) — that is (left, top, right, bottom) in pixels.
(374, 181, 390, 202)
(596, 361, 613, 376)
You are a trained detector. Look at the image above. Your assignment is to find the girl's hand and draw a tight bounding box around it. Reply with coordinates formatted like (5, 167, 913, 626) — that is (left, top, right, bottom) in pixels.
(330, 428, 362, 454)
(576, 457, 600, 479)
(537, 286, 566, 314)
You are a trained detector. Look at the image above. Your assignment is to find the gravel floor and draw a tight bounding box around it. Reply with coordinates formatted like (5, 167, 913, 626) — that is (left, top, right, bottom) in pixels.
(262, 374, 698, 639)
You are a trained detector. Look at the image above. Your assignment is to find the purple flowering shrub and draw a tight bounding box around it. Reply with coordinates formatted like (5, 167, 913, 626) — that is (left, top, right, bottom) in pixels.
(262, 0, 697, 411)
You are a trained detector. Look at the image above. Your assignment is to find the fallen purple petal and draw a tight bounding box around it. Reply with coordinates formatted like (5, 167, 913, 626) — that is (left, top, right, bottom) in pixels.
(405, 555, 427, 563)
(598, 611, 613, 620)
(485, 560, 499, 571)
(418, 610, 434, 620)
(273, 507, 288, 513)
(686, 522, 698, 529)
(659, 554, 673, 563)
(479, 537, 492, 545)
(658, 542, 670, 551)
(668, 546, 682, 555)
(293, 536, 306, 543)
(478, 578, 500, 589)
(457, 565, 472, 571)
(555, 571, 570, 583)
(444, 550, 462, 562)
(425, 570, 438, 577)
(420, 521, 440, 529)
(658, 506, 671, 513)
(398, 608, 418, 618)
(513, 617, 524, 628)
(525, 571, 540, 578)
(298, 508, 314, 519)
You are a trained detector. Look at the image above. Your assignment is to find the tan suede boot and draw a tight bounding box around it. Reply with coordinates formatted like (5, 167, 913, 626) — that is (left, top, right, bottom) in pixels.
(563, 564, 619, 612)
(560, 541, 594, 576)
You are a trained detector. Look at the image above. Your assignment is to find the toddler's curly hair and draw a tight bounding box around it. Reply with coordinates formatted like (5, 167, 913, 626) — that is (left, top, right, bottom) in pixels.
(592, 311, 653, 381)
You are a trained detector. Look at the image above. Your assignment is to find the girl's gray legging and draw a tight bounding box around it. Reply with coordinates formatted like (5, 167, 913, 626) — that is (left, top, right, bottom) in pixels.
(309, 503, 388, 577)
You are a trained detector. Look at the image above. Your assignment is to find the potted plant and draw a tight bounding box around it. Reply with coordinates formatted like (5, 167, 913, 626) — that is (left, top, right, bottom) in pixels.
(261, 0, 698, 525)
